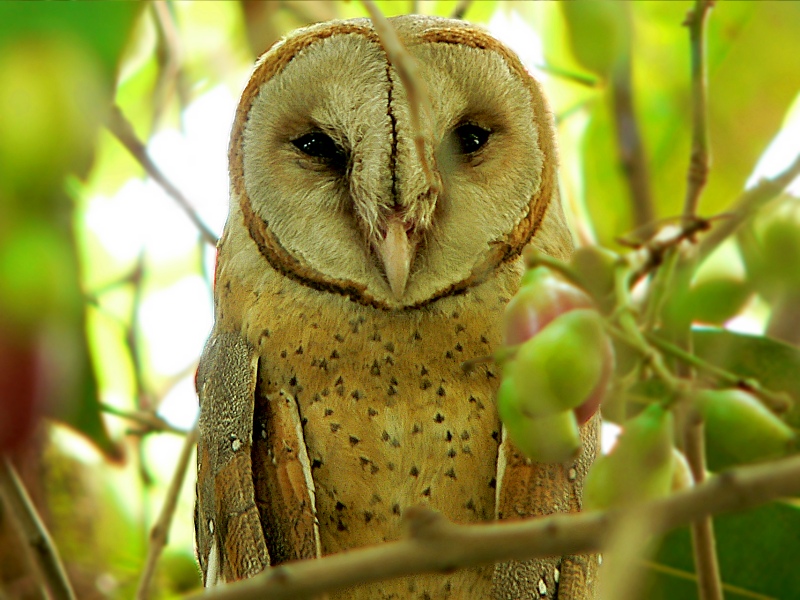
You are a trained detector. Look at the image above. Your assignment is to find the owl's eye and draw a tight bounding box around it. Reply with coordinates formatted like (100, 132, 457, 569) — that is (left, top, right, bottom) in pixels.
(291, 131, 346, 167)
(454, 124, 491, 155)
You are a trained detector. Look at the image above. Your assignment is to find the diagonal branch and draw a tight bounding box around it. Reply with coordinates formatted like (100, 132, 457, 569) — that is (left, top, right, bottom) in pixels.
(186, 453, 800, 600)
(0, 458, 75, 600)
(107, 105, 219, 247)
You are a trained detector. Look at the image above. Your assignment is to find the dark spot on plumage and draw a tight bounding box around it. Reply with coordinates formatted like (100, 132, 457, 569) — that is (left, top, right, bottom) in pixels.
(461, 431, 470, 441)
(420, 380, 431, 390)
(480, 335, 489, 344)
(334, 333, 344, 342)
(313, 394, 322, 403)
(295, 345, 303, 355)
(324, 408, 333, 416)
(445, 351, 454, 359)
(387, 385, 397, 396)
(387, 462, 395, 471)
(289, 376, 297, 386)
(351, 389, 363, 400)
(434, 413, 445, 423)
(437, 386, 446, 396)
(311, 458, 323, 469)
(370, 360, 381, 376)
(370, 494, 382, 504)
(260, 328, 270, 338)
(489, 477, 496, 489)
(422, 592, 432, 600)
(360, 456, 371, 467)
(310, 358, 317, 367)
(330, 423, 341, 433)
(463, 445, 472, 454)
(370, 464, 379, 474)
(410, 466, 419, 477)
(420, 366, 428, 376)
(337, 519, 348, 532)
(455, 324, 466, 334)
(381, 430, 390, 442)
(413, 330, 422, 341)
(390, 438, 400, 448)
(392, 503, 401, 515)
(318, 358, 328, 371)
(412, 423, 422, 434)
(422, 487, 431, 497)
(384, 341, 395, 353)
(446, 431, 453, 442)
(447, 448, 456, 458)
(466, 499, 475, 511)
(452, 311, 460, 319)
(330, 349, 340, 359)
(371, 332, 381, 342)
(385, 355, 394, 365)
(321, 387, 330, 397)
(486, 369, 496, 379)
(349, 435, 360, 446)
(364, 511, 373, 523)
(280, 350, 287, 358)
(455, 343, 463, 352)
(301, 417, 308, 426)
(445, 468, 456, 479)
(335, 376, 343, 386)
(368, 407, 378, 417)
(444, 583, 452, 593)
(335, 501, 346, 511)
(336, 385, 345, 397)
(491, 430, 499, 441)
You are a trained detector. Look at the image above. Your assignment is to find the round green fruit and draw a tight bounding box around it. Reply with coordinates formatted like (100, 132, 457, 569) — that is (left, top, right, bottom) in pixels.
(497, 377, 581, 463)
(694, 389, 795, 466)
(505, 309, 609, 418)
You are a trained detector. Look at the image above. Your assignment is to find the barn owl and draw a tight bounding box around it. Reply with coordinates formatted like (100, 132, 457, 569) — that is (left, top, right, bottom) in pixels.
(195, 14, 598, 600)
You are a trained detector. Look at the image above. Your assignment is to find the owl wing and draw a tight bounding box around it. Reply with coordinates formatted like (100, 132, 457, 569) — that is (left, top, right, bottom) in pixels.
(195, 331, 270, 584)
(195, 330, 322, 585)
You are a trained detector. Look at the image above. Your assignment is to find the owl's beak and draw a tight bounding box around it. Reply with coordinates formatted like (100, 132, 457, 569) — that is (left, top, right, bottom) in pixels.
(377, 218, 413, 299)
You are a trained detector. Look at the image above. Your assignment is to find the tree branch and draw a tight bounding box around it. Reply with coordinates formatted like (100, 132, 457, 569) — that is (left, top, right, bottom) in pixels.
(136, 426, 199, 599)
(0, 458, 75, 600)
(682, 0, 714, 220)
(186, 453, 800, 600)
(106, 105, 219, 247)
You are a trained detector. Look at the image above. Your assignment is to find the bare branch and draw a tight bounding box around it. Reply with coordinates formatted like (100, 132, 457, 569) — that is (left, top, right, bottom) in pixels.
(682, 0, 715, 220)
(106, 105, 219, 247)
(136, 426, 199, 599)
(698, 151, 800, 262)
(185, 453, 800, 600)
(0, 458, 75, 600)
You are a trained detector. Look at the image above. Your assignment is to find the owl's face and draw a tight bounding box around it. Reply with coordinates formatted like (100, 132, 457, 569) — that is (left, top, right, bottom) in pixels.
(231, 16, 557, 310)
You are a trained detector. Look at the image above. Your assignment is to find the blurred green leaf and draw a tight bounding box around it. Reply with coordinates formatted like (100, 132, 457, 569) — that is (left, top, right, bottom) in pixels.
(684, 278, 753, 325)
(647, 501, 800, 599)
(561, 0, 630, 79)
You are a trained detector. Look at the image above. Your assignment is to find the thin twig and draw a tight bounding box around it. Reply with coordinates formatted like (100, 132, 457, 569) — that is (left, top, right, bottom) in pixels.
(697, 152, 800, 262)
(450, 0, 472, 20)
(362, 0, 441, 197)
(682, 0, 714, 220)
(187, 452, 800, 600)
(0, 458, 75, 600)
(99, 403, 189, 436)
(106, 105, 219, 247)
(136, 425, 199, 600)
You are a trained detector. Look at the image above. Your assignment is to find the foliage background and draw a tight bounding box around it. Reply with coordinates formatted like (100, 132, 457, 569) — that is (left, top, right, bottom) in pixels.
(0, 1, 799, 598)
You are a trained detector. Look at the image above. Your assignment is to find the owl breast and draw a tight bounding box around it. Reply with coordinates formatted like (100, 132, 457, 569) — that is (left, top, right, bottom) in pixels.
(215, 213, 525, 598)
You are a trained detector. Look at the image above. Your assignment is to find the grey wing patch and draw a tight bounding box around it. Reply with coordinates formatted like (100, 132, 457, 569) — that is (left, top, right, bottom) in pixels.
(195, 331, 270, 585)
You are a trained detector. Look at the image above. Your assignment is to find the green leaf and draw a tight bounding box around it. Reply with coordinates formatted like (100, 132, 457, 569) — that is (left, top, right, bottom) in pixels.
(646, 501, 800, 599)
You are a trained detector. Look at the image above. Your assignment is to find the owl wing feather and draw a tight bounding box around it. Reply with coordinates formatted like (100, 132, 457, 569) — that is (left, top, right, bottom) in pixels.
(195, 331, 270, 584)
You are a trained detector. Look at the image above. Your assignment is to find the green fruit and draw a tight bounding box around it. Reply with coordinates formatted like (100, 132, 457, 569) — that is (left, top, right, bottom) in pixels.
(584, 404, 674, 510)
(570, 246, 618, 310)
(506, 309, 608, 418)
(694, 389, 795, 466)
(498, 377, 581, 463)
(505, 266, 593, 346)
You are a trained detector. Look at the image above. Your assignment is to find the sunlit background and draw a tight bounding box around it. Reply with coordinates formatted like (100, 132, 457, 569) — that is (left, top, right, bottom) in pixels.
(1, 1, 799, 598)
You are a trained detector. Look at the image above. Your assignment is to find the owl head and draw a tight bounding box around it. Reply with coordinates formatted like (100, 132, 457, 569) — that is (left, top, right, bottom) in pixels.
(230, 16, 561, 310)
